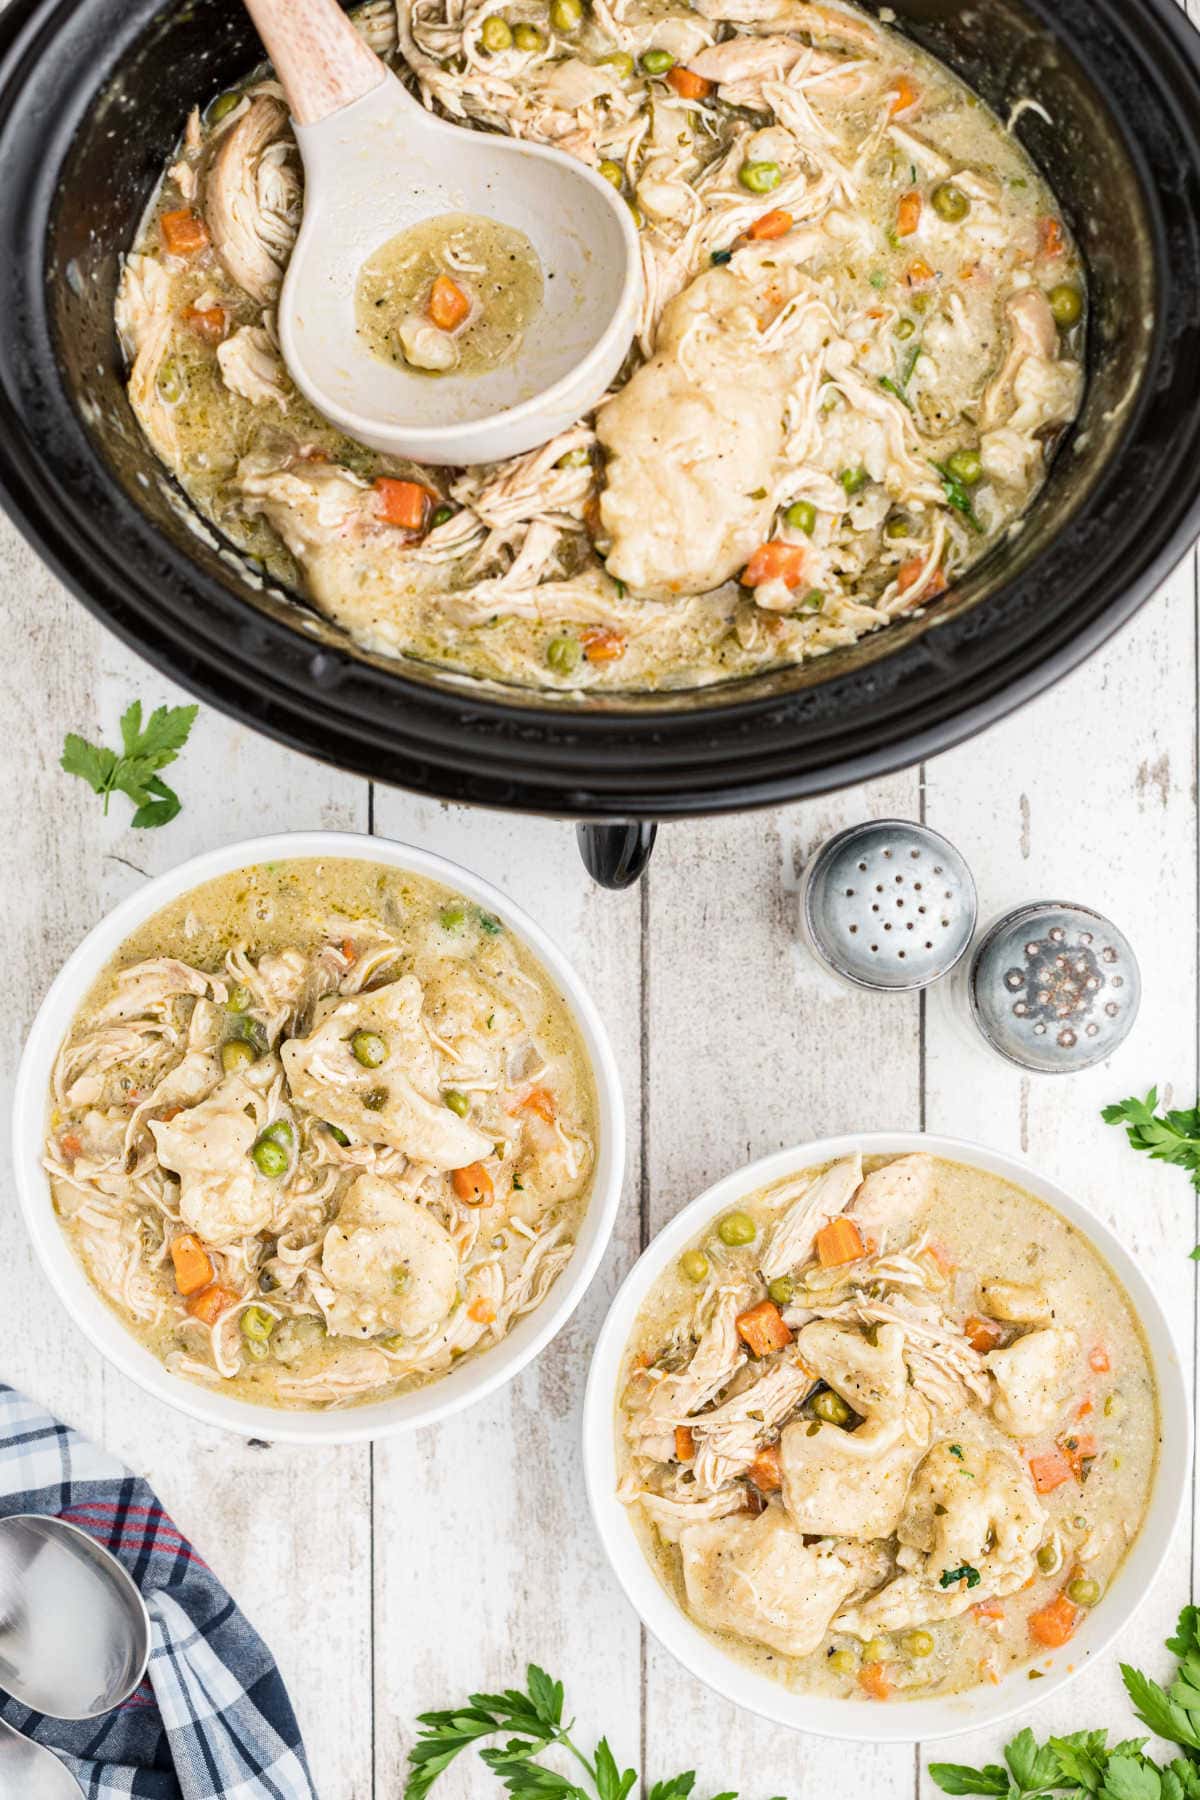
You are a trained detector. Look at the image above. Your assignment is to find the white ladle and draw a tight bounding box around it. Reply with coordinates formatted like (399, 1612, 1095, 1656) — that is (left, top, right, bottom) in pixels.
(243, 0, 642, 464)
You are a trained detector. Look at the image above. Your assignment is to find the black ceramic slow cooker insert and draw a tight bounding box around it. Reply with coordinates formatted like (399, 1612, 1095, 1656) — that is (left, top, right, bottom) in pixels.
(0, 0, 1198, 884)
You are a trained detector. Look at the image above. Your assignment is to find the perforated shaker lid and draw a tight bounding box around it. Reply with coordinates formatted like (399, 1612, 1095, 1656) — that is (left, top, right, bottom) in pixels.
(800, 819, 977, 992)
(967, 901, 1140, 1073)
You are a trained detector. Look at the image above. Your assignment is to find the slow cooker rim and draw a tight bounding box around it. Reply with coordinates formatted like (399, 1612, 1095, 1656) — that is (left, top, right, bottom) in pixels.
(0, 0, 1197, 816)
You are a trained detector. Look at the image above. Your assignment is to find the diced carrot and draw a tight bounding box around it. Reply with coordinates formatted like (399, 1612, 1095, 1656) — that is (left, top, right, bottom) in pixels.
(897, 556, 947, 597)
(1075, 1397, 1093, 1419)
(468, 1297, 497, 1325)
(675, 1425, 696, 1462)
(582, 626, 626, 664)
(735, 1299, 793, 1357)
(972, 1598, 1005, 1622)
(904, 256, 935, 287)
(926, 1240, 955, 1275)
(815, 1216, 866, 1268)
(160, 208, 210, 254)
(743, 540, 809, 589)
(1061, 1432, 1098, 1482)
(452, 1163, 494, 1206)
(341, 938, 358, 965)
(747, 208, 793, 241)
(158, 1107, 182, 1123)
(1028, 1446, 1073, 1494)
(374, 477, 433, 532)
(896, 190, 922, 237)
(859, 1661, 894, 1700)
(666, 66, 712, 99)
(186, 1283, 237, 1325)
(1088, 1344, 1110, 1374)
(747, 1442, 783, 1493)
(1039, 215, 1065, 257)
(510, 1086, 557, 1122)
(964, 1314, 1004, 1354)
(1029, 1592, 1079, 1649)
(180, 304, 227, 345)
(888, 74, 919, 116)
(171, 1234, 214, 1297)
(59, 1132, 83, 1160)
(428, 273, 471, 331)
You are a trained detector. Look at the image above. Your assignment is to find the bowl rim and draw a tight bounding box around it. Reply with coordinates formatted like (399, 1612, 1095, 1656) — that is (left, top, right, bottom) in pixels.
(12, 829, 626, 1444)
(582, 1129, 1192, 1742)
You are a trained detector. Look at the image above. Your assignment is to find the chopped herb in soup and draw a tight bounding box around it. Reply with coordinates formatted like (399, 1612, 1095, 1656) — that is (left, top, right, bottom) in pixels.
(45, 858, 597, 1410)
(617, 1154, 1156, 1699)
(116, 0, 1084, 693)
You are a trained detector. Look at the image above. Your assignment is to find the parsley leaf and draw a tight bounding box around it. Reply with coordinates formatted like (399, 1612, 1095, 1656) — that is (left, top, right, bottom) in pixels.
(60, 701, 198, 828)
(939, 1563, 982, 1589)
(933, 460, 982, 530)
(924, 1764, 1009, 1795)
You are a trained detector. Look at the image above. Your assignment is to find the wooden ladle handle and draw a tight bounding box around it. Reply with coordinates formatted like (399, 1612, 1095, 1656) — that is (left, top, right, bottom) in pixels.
(241, 0, 387, 125)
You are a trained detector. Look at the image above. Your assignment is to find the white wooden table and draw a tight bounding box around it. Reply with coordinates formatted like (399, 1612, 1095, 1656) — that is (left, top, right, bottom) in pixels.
(2, 498, 1195, 1798)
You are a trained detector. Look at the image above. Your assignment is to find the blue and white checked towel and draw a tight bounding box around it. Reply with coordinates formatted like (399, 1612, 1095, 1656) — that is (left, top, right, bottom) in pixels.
(0, 1386, 317, 1800)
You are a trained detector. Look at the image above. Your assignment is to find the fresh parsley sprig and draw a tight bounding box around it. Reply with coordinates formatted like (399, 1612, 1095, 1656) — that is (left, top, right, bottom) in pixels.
(1102, 1088, 1200, 1196)
(929, 1607, 1200, 1799)
(61, 700, 198, 828)
(406, 1665, 751, 1800)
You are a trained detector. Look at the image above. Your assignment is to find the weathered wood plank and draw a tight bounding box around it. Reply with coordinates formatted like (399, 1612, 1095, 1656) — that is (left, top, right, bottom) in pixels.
(368, 796, 645, 1796)
(641, 774, 923, 1798)
(0, 523, 373, 1800)
(918, 557, 1198, 1790)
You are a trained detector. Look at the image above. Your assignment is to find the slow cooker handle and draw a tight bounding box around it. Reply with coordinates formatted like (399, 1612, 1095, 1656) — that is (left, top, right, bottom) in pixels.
(575, 822, 658, 888)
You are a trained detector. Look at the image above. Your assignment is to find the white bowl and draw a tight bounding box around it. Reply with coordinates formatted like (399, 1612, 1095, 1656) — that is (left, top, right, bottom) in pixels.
(12, 831, 625, 1444)
(582, 1131, 1190, 1743)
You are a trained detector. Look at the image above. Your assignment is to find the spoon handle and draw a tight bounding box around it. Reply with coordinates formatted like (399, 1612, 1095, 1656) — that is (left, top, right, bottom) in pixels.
(241, 0, 387, 126)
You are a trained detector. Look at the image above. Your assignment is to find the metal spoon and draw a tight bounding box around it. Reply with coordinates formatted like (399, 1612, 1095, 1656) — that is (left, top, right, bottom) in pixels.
(244, 0, 641, 464)
(0, 1513, 151, 1715)
(0, 1717, 85, 1799)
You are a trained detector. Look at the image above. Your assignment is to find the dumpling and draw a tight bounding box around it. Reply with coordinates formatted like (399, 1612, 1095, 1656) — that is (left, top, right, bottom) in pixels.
(320, 1174, 460, 1338)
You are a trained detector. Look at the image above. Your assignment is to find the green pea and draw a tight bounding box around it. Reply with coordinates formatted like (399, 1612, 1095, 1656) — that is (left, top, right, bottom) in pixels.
(829, 1648, 858, 1676)
(551, 0, 583, 29)
(1048, 283, 1083, 328)
(363, 1087, 388, 1111)
(326, 1122, 351, 1146)
(784, 500, 816, 535)
(945, 447, 982, 486)
(903, 1630, 935, 1658)
(711, 247, 733, 266)
(157, 360, 184, 405)
(513, 21, 546, 50)
(627, 199, 644, 228)
(261, 1119, 294, 1149)
(797, 589, 823, 613)
(221, 1038, 257, 1074)
(640, 48, 675, 75)
(739, 160, 781, 194)
(480, 13, 513, 50)
(208, 89, 242, 124)
(392, 1265, 411, 1293)
(932, 182, 970, 222)
(767, 1275, 795, 1305)
(597, 160, 625, 189)
(351, 1029, 388, 1068)
(895, 317, 916, 341)
(227, 984, 252, 1012)
(439, 901, 468, 931)
(598, 50, 634, 78)
(1036, 1541, 1061, 1574)
(241, 1304, 275, 1344)
(557, 446, 592, 467)
(1067, 1576, 1100, 1607)
(546, 635, 582, 676)
(717, 1211, 756, 1247)
(251, 1136, 289, 1178)
(380, 1333, 405, 1351)
(444, 1089, 470, 1117)
(812, 1389, 852, 1426)
(884, 515, 911, 540)
(429, 504, 455, 529)
(840, 466, 868, 495)
(243, 1336, 270, 1360)
(680, 1248, 710, 1283)
(863, 1637, 891, 1664)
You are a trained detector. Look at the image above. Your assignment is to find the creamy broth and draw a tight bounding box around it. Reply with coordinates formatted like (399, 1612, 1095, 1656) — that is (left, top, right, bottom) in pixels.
(618, 1154, 1156, 1701)
(45, 859, 597, 1411)
(356, 212, 544, 376)
(116, 0, 1084, 693)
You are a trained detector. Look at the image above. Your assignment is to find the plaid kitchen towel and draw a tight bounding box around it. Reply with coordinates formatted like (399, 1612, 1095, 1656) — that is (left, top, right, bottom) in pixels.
(0, 1385, 317, 1800)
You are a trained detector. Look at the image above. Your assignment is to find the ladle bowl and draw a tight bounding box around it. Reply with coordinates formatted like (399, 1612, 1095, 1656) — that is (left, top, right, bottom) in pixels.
(250, 0, 642, 463)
